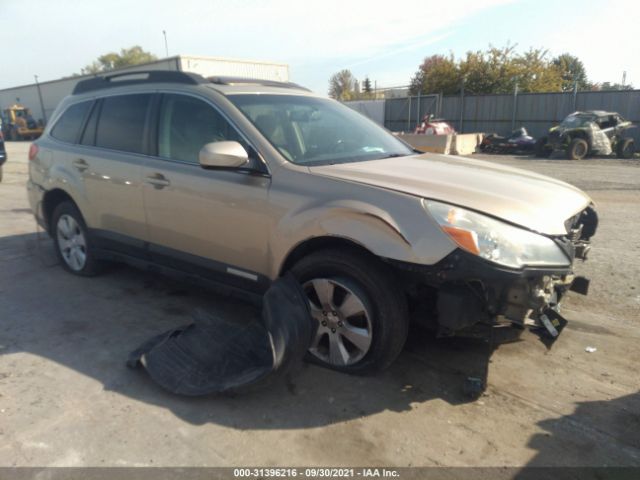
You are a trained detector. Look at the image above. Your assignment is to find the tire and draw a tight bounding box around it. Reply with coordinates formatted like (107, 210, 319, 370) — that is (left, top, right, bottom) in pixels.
(51, 201, 102, 276)
(567, 138, 589, 160)
(534, 137, 551, 158)
(290, 248, 409, 374)
(616, 138, 635, 159)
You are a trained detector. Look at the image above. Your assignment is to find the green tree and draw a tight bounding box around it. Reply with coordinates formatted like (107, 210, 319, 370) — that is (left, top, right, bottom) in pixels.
(409, 54, 459, 95)
(593, 82, 633, 91)
(328, 69, 357, 101)
(513, 48, 563, 93)
(459, 46, 520, 94)
(410, 45, 572, 95)
(82, 46, 158, 74)
(362, 77, 373, 94)
(552, 53, 589, 91)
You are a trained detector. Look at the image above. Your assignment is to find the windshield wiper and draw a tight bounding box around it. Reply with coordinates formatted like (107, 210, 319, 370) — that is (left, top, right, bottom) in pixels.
(378, 153, 410, 159)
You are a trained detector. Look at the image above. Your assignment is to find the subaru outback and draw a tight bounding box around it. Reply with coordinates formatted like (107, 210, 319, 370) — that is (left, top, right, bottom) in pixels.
(27, 71, 597, 374)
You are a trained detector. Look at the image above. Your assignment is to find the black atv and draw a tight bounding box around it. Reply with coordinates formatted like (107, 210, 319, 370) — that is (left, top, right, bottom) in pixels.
(535, 111, 636, 160)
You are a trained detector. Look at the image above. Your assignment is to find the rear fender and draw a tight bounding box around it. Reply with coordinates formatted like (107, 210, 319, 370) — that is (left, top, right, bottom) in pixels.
(40, 160, 91, 225)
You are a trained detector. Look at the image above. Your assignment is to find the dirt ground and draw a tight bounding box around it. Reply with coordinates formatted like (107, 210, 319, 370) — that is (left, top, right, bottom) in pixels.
(0, 142, 639, 468)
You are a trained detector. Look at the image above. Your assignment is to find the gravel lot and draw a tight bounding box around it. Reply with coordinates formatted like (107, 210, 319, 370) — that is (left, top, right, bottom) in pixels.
(0, 142, 639, 468)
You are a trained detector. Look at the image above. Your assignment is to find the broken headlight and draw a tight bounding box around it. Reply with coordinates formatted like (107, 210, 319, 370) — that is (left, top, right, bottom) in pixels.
(423, 200, 570, 269)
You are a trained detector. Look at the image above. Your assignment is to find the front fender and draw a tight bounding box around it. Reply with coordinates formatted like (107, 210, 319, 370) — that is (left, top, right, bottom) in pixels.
(269, 195, 457, 279)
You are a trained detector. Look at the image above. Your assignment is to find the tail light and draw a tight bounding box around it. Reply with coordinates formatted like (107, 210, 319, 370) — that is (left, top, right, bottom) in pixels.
(29, 143, 39, 161)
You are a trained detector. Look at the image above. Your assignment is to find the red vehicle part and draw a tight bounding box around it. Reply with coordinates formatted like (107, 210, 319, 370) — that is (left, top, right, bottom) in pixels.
(414, 115, 456, 135)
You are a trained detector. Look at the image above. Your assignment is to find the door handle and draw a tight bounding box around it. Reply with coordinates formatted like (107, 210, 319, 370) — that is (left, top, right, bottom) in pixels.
(73, 158, 89, 172)
(145, 173, 171, 189)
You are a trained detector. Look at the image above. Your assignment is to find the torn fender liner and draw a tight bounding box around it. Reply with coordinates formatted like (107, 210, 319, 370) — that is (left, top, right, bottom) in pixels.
(127, 274, 315, 395)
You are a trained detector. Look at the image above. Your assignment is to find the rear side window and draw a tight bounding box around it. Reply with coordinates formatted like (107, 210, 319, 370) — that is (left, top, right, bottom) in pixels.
(51, 101, 92, 143)
(95, 94, 151, 154)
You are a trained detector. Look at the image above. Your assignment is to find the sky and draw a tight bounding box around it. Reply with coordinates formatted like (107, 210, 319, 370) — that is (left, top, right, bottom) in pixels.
(1, 0, 638, 94)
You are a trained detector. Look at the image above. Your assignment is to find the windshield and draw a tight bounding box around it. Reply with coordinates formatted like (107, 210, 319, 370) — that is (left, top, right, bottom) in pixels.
(228, 94, 413, 165)
(560, 114, 596, 128)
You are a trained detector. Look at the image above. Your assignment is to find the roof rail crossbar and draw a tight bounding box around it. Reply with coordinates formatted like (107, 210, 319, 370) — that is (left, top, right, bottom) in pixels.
(72, 70, 208, 95)
(208, 76, 311, 92)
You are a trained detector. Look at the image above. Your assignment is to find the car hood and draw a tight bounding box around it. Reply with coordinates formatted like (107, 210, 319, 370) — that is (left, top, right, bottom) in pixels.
(310, 154, 592, 235)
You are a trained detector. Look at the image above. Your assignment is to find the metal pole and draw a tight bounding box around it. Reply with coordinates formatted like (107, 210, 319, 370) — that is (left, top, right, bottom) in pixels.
(459, 79, 465, 133)
(163, 30, 169, 57)
(572, 80, 578, 111)
(417, 92, 421, 125)
(407, 95, 412, 132)
(34, 75, 47, 124)
(511, 78, 518, 131)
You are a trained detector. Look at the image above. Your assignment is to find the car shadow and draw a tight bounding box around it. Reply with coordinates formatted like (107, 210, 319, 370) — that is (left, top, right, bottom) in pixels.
(1, 232, 507, 430)
(516, 391, 640, 473)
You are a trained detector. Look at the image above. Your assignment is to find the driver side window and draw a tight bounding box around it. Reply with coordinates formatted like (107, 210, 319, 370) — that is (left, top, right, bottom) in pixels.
(158, 94, 245, 164)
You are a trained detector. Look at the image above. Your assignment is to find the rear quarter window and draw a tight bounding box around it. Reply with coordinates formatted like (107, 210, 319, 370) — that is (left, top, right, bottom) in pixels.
(95, 94, 152, 154)
(50, 101, 92, 143)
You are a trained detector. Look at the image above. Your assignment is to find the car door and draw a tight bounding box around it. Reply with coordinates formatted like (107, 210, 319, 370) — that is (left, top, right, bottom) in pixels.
(72, 93, 152, 253)
(48, 95, 149, 253)
(141, 92, 271, 290)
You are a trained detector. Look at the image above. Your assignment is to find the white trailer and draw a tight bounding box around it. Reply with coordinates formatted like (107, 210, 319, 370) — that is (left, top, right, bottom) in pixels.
(0, 55, 289, 124)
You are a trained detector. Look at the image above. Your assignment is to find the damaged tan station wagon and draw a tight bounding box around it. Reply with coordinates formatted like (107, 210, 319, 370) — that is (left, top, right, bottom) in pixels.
(27, 71, 598, 374)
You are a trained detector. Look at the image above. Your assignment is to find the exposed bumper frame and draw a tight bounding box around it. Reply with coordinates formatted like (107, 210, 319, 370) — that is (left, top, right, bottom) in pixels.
(391, 249, 589, 338)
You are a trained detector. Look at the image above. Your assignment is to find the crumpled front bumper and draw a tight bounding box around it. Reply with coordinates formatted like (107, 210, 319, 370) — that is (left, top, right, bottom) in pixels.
(431, 252, 586, 338)
(393, 249, 586, 337)
(393, 206, 598, 342)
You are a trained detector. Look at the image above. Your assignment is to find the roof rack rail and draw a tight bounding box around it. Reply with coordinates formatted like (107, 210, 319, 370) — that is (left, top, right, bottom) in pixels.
(208, 76, 311, 92)
(73, 70, 208, 95)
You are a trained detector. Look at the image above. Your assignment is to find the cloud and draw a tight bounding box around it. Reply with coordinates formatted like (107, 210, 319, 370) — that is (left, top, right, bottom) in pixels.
(0, 0, 514, 89)
(233, 0, 512, 61)
(345, 31, 454, 69)
(543, 0, 640, 86)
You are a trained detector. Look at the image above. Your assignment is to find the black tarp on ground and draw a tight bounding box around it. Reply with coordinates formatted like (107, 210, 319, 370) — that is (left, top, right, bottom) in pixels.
(127, 274, 315, 395)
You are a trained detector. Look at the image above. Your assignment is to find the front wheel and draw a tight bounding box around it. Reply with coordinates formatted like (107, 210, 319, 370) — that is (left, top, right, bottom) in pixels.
(291, 248, 409, 374)
(567, 138, 589, 160)
(52, 201, 102, 276)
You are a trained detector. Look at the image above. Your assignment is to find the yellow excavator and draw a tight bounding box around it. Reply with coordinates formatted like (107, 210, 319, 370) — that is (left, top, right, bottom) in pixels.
(1, 104, 44, 141)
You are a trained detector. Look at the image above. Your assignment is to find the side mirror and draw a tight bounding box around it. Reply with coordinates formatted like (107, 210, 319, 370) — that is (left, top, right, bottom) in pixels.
(199, 141, 249, 169)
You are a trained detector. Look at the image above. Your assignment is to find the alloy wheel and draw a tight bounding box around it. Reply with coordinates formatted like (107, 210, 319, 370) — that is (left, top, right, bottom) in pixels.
(302, 278, 373, 367)
(56, 214, 87, 271)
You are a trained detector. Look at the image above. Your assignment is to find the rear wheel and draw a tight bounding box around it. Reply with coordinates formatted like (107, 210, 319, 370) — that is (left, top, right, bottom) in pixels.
(567, 138, 588, 160)
(291, 249, 409, 374)
(616, 138, 635, 159)
(52, 201, 102, 276)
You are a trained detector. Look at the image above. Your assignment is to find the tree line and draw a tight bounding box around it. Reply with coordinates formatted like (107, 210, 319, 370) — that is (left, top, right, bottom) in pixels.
(329, 45, 632, 100)
(72, 44, 632, 98)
